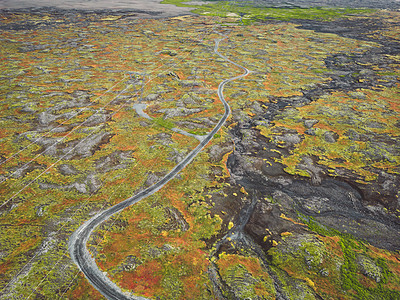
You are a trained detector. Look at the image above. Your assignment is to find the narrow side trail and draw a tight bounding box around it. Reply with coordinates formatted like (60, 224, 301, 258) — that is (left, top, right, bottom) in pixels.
(68, 31, 251, 300)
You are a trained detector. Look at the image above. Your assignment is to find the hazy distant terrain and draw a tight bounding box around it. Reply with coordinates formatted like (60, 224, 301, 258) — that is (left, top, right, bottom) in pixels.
(2, 0, 400, 10)
(0, 0, 192, 17)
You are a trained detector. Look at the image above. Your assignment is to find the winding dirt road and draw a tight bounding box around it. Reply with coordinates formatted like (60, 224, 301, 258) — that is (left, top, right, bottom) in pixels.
(68, 31, 251, 300)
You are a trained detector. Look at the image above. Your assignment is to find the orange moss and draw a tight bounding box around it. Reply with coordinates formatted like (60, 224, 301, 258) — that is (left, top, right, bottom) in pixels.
(318, 235, 343, 257)
(280, 214, 306, 226)
(111, 134, 138, 151)
(121, 260, 163, 297)
(10, 237, 39, 258)
(182, 275, 204, 299)
(358, 274, 378, 289)
(0, 261, 11, 274)
(218, 253, 264, 278)
(179, 251, 209, 297)
(99, 229, 150, 269)
(313, 277, 347, 299)
(220, 150, 233, 177)
(170, 132, 193, 145)
(365, 244, 400, 283)
(69, 274, 104, 300)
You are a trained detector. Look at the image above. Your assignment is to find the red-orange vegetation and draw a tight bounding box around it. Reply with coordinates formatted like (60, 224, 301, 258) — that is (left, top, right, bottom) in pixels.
(254, 280, 275, 297)
(388, 99, 400, 112)
(263, 74, 273, 91)
(0, 261, 11, 274)
(175, 71, 185, 80)
(358, 274, 378, 289)
(99, 233, 143, 269)
(120, 260, 163, 297)
(49, 194, 87, 213)
(318, 236, 343, 257)
(140, 157, 164, 169)
(156, 234, 190, 250)
(170, 132, 193, 145)
(0, 128, 12, 139)
(161, 187, 195, 232)
(218, 253, 264, 278)
(88, 194, 108, 204)
(69, 274, 104, 300)
(178, 251, 209, 298)
(182, 274, 204, 299)
(110, 134, 137, 151)
(279, 214, 306, 226)
(388, 261, 400, 280)
(313, 121, 334, 132)
(366, 244, 400, 262)
(20, 187, 35, 198)
(272, 122, 301, 133)
(194, 107, 218, 119)
(10, 237, 39, 258)
(107, 176, 129, 187)
(365, 245, 400, 287)
(220, 150, 233, 177)
(313, 277, 346, 299)
(127, 210, 150, 225)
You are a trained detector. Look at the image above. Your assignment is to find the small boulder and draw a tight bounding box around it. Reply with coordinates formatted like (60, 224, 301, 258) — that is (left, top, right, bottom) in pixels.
(21, 105, 35, 113)
(58, 164, 78, 175)
(356, 255, 382, 283)
(323, 131, 339, 143)
(275, 134, 302, 146)
(38, 112, 57, 126)
(144, 94, 159, 101)
(348, 91, 366, 100)
(305, 128, 316, 136)
(359, 69, 374, 76)
(304, 119, 319, 129)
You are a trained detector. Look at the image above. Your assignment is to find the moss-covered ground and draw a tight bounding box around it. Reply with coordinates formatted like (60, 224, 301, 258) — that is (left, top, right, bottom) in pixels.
(0, 4, 399, 300)
(162, 0, 374, 23)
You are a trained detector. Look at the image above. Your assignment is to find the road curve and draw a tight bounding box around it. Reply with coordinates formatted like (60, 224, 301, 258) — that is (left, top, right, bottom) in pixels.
(68, 32, 251, 300)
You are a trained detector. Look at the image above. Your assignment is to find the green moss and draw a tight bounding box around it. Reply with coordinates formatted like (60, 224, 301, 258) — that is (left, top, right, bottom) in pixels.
(162, 0, 374, 23)
(299, 216, 400, 299)
(137, 203, 167, 234)
(339, 238, 400, 299)
(160, 262, 184, 299)
(153, 117, 175, 130)
(265, 88, 400, 182)
(1, 9, 399, 299)
(376, 71, 398, 76)
(270, 266, 317, 300)
(221, 264, 275, 299)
